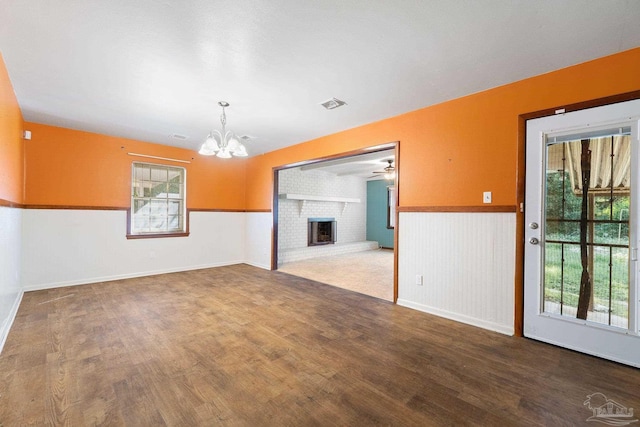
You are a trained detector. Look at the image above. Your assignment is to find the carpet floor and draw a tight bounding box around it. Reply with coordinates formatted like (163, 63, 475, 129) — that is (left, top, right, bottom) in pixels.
(277, 248, 394, 301)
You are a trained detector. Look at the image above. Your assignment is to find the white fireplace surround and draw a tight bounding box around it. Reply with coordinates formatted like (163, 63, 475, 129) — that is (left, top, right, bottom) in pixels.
(277, 168, 371, 264)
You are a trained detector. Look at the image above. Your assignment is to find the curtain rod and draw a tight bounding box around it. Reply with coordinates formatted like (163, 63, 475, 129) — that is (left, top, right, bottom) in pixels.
(127, 152, 191, 164)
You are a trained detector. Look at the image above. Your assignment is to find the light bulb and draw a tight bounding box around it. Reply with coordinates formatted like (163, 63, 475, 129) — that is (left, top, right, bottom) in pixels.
(216, 147, 232, 159)
(233, 143, 248, 157)
(199, 134, 219, 155)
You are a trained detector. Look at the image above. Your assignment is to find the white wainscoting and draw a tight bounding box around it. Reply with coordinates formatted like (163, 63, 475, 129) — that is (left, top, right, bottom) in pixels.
(397, 212, 516, 335)
(244, 212, 272, 270)
(21, 210, 246, 291)
(0, 207, 23, 352)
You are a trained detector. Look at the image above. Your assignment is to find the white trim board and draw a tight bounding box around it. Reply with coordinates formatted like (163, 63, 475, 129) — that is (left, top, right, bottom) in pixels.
(397, 298, 514, 336)
(0, 291, 23, 354)
(243, 261, 271, 270)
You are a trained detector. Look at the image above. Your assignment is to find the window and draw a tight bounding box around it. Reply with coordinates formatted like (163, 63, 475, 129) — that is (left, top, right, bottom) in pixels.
(543, 133, 630, 328)
(129, 162, 187, 238)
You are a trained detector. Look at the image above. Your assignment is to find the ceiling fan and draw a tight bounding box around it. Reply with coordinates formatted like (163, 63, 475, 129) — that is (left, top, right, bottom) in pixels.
(372, 160, 396, 180)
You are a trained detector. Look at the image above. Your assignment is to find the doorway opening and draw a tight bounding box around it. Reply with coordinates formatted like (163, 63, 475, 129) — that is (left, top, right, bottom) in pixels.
(272, 143, 399, 302)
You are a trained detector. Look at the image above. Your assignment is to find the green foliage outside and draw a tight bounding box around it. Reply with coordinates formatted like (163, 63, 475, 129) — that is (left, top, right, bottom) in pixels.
(544, 171, 629, 242)
(543, 170, 630, 323)
(544, 243, 629, 318)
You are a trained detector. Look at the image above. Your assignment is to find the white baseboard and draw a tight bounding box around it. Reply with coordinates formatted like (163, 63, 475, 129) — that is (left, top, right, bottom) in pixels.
(22, 261, 245, 292)
(0, 290, 24, 354)
(397, 298, 514, 336)
(243, 261, 271, 270)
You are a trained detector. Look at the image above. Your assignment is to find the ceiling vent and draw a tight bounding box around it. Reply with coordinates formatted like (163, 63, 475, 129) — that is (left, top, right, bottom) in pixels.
(170, 133, 188, 140)
(320, 97, 347, 110)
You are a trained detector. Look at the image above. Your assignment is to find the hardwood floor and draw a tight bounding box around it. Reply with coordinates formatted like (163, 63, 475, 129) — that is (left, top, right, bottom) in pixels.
(1, 264, 639, 426)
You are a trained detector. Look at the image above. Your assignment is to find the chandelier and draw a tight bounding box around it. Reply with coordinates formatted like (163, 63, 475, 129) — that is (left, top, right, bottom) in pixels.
(199, 101, 247, 158)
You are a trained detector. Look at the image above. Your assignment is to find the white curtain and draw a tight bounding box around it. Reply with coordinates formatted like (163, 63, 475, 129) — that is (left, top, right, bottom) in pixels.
(547, 135, 630, 195)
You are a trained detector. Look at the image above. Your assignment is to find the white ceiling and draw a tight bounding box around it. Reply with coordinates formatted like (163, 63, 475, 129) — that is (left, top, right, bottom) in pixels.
(1, 1, 639, 156)
(298, 149, 395, 179)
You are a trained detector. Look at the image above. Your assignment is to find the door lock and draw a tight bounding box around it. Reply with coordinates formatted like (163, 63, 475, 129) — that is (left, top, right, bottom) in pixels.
(529, 237, 539, 245)
(529, 222, 539, 229)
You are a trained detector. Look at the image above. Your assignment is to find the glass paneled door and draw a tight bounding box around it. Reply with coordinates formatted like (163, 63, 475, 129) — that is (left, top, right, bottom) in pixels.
(524, 99, 640, 367)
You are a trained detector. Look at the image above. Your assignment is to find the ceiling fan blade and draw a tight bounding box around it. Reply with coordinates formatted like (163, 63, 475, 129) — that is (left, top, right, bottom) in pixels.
(371, 159, 395, 175)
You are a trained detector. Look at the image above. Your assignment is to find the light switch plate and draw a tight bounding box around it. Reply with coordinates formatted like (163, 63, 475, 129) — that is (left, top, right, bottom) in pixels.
(483, 191, 492, 204)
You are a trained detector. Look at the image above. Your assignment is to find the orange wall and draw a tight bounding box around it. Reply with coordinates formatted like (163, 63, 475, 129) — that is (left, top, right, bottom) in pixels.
(0, 53, 24, 204)
(245, 47, 640, 210)
(24, 123, 246, 209)
(15, 48, 640, 210)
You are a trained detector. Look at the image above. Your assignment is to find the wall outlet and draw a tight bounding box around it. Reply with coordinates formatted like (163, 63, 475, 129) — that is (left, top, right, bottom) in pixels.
(483, 191, 492, 204)
(415, 274, 423, 286)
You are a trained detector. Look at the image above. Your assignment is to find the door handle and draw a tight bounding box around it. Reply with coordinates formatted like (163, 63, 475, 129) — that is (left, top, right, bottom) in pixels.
(529, 222, 539, 229)
(529, 237, 539, 245)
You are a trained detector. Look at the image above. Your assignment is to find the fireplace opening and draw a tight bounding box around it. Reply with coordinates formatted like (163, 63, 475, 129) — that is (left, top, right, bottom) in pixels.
(308, 218, 337, 246)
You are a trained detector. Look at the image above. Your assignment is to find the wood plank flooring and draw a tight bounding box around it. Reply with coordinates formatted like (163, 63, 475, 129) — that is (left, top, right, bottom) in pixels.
(1, 264, 639, 425)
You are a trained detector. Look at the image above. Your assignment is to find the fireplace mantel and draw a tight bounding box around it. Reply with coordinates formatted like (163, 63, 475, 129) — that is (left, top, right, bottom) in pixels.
(279, 193, 360, 203)
(278, 193, 361, 216)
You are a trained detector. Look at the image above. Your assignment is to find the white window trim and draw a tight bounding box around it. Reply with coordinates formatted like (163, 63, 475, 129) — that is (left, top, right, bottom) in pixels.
(127, 162, 188, 239)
